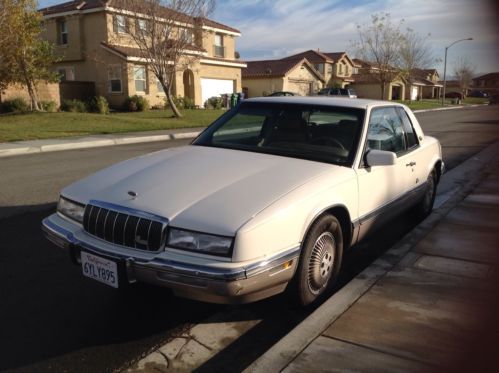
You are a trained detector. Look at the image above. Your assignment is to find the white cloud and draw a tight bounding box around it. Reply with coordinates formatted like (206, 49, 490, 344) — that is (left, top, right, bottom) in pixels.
(213, 0, 499, 74)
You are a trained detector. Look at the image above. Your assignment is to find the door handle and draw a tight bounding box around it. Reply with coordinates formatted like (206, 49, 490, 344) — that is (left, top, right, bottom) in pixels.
(406, 162, 416, 167)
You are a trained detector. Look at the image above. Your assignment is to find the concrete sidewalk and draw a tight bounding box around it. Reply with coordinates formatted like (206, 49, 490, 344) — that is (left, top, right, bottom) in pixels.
(248, 143, 499, 372)
(0, 127, 205, 158)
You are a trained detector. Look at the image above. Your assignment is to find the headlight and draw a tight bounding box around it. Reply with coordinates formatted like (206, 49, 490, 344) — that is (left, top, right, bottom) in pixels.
(167, 228, 233, 256)
(57, 196, 85, 224)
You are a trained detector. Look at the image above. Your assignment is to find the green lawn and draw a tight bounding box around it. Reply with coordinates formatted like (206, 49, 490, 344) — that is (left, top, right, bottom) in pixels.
(0, 109, 225, 142)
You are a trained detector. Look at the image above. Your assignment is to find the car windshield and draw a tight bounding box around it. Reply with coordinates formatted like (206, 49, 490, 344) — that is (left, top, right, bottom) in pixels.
(193, 102, 365, 166)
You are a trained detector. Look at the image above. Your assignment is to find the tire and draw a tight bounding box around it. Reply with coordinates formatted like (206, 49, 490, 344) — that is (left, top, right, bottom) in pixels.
(413, 170, 437, 220)
(293, 214, 343, 306)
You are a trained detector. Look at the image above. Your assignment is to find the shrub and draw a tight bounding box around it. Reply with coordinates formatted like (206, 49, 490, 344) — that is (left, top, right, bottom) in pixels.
(61, 99, 87, 113)
(204, 96, 223, 110)
(175, 95, 196, 110)
(125, 95, 149, 112)
(40, 100, 58, 113)
(1, 97, 30, 113)
(86, 96, 109, 114)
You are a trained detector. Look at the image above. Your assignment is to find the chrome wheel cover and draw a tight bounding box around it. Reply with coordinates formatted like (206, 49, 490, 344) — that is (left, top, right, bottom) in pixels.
(307, 232, 335, 295)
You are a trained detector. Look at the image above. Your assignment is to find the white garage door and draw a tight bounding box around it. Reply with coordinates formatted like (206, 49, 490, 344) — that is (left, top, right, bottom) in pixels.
(201, 78, 234, 105)
(411, 86, 419, 101)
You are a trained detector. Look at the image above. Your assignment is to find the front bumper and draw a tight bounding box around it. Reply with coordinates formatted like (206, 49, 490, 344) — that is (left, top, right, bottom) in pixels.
(42, 213, 300, 304)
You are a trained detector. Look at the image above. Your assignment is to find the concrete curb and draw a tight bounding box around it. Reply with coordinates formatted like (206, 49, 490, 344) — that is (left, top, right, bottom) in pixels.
(244, 140, 499, 373)
(412, 103, 485, 113)
(0, 131, 202, 158)
(0, 104, 487, 159)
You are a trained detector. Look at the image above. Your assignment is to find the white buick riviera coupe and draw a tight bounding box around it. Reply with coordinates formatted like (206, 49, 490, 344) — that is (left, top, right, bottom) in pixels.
(43, 97, 444, 305)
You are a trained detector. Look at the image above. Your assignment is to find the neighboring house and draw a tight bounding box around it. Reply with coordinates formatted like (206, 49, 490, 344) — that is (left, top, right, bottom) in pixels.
(281, 50, 357, 89)
(242, 58, 325, 97)
(350, 59, 406, 100)
(472, 72, 499, 94)
(39, 0, 246, 108)
(441, 80, 470, 97)
(405, 69, 442, 100)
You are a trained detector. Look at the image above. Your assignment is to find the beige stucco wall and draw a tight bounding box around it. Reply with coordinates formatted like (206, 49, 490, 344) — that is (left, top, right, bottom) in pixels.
(351, 80, 406, 101)
(201, 31, 236, 59)
(284, 64, 322, 95)
(42, 15, 84, 61)
(242, 78, 284, 98)
(1, 82, 61, 107)
(243, 62, 322, 97)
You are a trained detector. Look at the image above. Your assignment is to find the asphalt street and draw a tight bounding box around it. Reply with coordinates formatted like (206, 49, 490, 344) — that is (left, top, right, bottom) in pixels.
(1, 105, 498, 372)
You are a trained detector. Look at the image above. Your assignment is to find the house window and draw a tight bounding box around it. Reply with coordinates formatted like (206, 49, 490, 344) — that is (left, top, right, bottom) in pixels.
(114, 14, 127, 33)
(314, 64, 324, 74)
(181, 28, 194, 44)
(156, 78, 165, 94)
(57, 66, 75, 81)
(136, 19, 147, 36)
(59, 20, 68, 45)
(108, 64, 122, 93)
(214, 33, 224, 57)
(134, 65, 147, 93)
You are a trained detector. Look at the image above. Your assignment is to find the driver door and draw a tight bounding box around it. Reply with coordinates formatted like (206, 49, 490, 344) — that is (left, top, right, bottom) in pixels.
(356, 106, 415, 239)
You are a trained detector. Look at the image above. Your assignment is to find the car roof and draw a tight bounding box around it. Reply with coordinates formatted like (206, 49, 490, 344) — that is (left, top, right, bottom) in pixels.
(244, 96, 405, 110)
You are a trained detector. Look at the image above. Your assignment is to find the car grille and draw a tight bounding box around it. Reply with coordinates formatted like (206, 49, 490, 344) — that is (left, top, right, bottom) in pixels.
(83, 203, 166, 252)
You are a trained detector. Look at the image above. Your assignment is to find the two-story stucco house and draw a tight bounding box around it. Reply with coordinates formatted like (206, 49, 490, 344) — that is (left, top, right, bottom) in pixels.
(405, 68, 442, 100)
(39, 0, 246, 108)
(281, 50, 357, 89)
(350, 59, 406, 100)
(241, 50, 358, 97)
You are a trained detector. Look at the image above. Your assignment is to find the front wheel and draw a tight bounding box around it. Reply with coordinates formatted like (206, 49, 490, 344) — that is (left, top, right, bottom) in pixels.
(293, 214, 343, 306)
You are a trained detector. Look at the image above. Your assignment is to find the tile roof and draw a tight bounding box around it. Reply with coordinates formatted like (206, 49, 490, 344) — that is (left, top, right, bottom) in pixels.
(281, 50, 334, 63)
(101, 41, 205, 58)
(39, 0, 240, 34)
(350, 73, 382, 84)
(473, 72, 499, 81)
(242, 58, 324, 81)
(39, 0, 105, 15)
(101, 42, 148, 59)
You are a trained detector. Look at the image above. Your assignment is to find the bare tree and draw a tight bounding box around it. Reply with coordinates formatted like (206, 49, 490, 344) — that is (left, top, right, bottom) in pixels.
(114, 0, 215, 118)
(397, 28, 435, 101)
(453, 57, 474, 97)
(352, 13, 404, 99)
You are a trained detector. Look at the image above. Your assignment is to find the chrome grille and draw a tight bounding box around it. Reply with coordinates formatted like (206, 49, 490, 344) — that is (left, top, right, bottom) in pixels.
(83, 202, 167, 252)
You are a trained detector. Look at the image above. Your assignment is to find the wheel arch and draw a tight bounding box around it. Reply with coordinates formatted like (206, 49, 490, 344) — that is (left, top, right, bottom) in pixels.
(302, 204, 353, 252)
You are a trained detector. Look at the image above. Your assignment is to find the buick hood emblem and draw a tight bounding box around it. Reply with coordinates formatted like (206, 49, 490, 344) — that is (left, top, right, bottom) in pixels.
(128, 190, 138, 199)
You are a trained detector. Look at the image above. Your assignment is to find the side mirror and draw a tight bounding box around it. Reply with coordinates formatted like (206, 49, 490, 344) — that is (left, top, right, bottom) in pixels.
(365, 149, 396, 167)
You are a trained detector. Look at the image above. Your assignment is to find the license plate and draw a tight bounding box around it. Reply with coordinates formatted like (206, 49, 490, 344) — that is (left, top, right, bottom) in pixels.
(81, 251, 119, 288)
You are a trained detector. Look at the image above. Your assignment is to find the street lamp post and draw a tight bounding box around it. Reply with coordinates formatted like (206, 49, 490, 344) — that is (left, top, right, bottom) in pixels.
(442, 37, 473, 106)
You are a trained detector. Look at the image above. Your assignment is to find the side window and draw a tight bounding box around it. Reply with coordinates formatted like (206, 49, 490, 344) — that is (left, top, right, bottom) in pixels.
(367, 107, 406, 154)
(396, 107, 419, 149)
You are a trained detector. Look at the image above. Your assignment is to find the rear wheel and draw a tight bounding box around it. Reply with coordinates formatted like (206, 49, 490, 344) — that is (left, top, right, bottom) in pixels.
(294, 214, 343, 306)
(413, 170, 437, 220)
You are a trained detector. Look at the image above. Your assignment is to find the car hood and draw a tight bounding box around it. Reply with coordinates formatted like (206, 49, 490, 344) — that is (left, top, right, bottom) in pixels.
(62, 145, 337, 236)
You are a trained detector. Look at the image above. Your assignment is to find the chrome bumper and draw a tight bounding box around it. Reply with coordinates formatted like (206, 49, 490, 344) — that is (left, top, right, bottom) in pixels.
(42, 214, 300, 303)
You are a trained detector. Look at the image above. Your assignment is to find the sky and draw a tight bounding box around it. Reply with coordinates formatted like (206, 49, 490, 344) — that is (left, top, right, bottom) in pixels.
(38, 0, 499, 76)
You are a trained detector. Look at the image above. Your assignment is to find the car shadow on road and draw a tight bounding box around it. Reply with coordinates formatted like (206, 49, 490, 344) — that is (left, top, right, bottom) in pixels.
(0, 203, 419, 372)
(0, 204, 223, 371)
